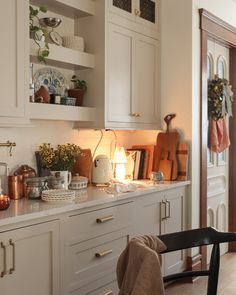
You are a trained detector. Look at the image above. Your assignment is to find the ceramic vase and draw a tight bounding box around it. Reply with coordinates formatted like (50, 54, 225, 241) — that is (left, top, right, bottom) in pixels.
(50, 170, 72, 190)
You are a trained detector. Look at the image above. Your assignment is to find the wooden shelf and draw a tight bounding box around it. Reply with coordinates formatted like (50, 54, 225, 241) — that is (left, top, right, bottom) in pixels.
(30, 0, 95, 19)
(30, 39, 95, 69)
(29, 102, 95, 122)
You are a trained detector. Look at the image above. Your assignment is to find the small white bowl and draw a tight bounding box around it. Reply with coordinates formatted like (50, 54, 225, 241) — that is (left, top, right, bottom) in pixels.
(62, 36, 85, 52)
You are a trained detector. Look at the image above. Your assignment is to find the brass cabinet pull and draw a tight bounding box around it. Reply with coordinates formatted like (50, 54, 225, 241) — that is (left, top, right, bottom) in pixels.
(1, 242, 7, 277)
(161, 201, 167, 221)
(9, 239, 15, 274)
(95, 249, 113, 258)
(166, 200, 171, 219)
(96, 215, 114, 223)
(101, 291, 113, 295)
(130, 113, 141, 117)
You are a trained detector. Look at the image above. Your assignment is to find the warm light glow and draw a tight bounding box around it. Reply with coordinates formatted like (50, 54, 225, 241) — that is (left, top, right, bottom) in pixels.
(115, 163, 126, 181)
(113, 147, 127, 164)
(113, 146, 127, 181)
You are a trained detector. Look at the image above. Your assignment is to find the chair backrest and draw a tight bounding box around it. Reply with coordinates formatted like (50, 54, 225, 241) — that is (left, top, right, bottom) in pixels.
(158, 227, 236, 295)
(159, 227, 236, 253)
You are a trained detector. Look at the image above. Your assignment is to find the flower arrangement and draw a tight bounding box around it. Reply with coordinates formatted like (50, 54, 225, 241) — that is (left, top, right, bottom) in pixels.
(208, 75, 234, 120)
(38, 143, 81, 171)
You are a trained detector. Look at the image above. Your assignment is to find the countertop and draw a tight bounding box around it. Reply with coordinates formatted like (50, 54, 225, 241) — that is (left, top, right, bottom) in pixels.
(0, 180, 190, 228)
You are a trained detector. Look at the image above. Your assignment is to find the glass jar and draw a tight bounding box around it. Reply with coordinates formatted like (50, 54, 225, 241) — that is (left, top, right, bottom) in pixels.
(26, 177, 48, 199)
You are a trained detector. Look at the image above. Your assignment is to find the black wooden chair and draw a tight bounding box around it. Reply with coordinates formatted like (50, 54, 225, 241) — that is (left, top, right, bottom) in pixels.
(159, 227, 236, 295)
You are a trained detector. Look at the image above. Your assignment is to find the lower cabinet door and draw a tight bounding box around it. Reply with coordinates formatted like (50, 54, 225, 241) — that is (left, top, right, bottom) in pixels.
(161, 187, 187, 276)
(0, 220, 60, 295)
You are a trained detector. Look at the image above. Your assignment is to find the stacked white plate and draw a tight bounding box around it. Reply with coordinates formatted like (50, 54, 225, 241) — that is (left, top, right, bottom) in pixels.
(41, 189, 75, 202)
(62, 36, 85, 52)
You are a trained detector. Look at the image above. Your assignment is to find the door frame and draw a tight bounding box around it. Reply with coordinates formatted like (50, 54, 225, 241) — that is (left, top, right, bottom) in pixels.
(199, 9, 236, 266)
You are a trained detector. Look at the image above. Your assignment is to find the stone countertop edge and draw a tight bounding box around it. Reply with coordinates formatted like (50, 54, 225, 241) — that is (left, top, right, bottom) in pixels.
(0, 180, 190, 227)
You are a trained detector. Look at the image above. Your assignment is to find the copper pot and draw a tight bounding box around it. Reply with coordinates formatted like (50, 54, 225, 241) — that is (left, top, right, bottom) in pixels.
(13, 165, 36, 198)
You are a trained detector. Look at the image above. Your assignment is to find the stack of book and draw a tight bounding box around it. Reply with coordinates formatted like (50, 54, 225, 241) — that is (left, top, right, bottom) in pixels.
(125, 145, 154, 180)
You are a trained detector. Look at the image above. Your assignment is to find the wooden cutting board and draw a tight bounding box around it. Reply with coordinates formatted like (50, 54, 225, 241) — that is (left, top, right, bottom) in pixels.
(72, 149, 92, 183)
(154, 114, 179, 180)
(176, 142, 189, 181)
(159, 151, 172, 181)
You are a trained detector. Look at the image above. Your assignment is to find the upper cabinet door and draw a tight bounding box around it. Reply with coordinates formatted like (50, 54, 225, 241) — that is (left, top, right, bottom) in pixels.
(107, 24, 135, 123)
(133, 33, 159, 124)
(136, 0, 158, 31)
(0, 0, 28, 119)
(109, 0, 135, 21)
(109, 0, 158, 33)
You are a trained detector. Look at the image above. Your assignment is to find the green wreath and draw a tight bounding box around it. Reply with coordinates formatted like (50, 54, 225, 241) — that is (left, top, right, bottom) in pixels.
(208, 75, 234, 120)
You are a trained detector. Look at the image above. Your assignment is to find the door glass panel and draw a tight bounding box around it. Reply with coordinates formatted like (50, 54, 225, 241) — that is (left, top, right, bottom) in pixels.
(207, 53, 213, 80)
(140, 0, 155, 23)
(113, 0, 132, 13)
(217, 57, 226, 79)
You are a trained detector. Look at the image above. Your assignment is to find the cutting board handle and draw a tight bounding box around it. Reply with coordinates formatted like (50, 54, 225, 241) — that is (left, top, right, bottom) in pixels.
(164, 113, 176, 133)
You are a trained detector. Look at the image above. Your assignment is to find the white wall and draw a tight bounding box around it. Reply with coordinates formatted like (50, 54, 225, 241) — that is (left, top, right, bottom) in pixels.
(0, 122, 158, 192)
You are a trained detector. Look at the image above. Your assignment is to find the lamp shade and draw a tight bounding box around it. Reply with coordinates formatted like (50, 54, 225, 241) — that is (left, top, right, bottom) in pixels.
(113, 147, 127, 164)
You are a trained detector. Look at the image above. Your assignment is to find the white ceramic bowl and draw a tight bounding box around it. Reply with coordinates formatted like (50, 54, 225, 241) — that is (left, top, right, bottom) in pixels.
(62, 36, 85, 52)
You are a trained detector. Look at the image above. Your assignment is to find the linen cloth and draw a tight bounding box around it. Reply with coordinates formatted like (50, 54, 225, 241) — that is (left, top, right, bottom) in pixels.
(209, 118, 230, 153)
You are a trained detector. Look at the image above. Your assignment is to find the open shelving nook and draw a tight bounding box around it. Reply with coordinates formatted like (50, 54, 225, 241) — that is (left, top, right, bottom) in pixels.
(29, 0, 95, 123)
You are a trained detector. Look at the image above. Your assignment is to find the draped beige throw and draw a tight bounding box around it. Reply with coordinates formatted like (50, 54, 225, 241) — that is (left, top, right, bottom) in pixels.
(116, 235, 167, 295)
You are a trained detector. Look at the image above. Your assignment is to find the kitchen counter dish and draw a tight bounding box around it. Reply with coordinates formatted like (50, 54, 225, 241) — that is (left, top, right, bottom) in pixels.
(0, 181, 189, 227)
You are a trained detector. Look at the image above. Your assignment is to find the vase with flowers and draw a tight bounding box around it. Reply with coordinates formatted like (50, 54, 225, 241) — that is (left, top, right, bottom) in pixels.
(38, 143, 81, 189)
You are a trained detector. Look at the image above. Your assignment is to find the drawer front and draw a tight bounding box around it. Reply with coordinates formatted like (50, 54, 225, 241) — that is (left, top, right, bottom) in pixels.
(70, 273, 118, 295)
(67, 202, 133, 242)
(66, 229, 129, 292)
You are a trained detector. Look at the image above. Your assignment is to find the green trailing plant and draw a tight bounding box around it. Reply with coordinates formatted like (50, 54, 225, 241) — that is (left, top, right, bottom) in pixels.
(29, 5, 49, 63)
(71, 75, 87, 90)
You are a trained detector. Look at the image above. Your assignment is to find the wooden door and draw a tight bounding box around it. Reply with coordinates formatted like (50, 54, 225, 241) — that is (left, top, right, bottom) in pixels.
(207, 40, 230, 259)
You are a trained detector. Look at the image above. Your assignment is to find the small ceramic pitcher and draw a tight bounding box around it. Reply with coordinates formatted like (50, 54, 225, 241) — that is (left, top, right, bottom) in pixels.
(50, 171, 72, 189)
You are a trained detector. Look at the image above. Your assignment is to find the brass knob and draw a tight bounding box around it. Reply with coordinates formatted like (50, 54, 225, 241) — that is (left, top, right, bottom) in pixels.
(134, 9, 141, 16)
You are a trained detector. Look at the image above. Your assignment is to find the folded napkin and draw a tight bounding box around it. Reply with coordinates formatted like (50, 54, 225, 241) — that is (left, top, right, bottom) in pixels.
(106, 183, 137, 194)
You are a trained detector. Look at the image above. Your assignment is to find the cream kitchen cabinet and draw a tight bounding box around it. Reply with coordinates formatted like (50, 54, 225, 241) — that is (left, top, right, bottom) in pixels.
(75, 1, 160, 130)
(109, 0, 158, 37)
(0, 0, 29, 126)
(133, 186, 187, 276)
(160, 187, 187, 276)
(0, 220, 60, 295)
(107, 23, 159, 127)
(62, 201, 133, 295)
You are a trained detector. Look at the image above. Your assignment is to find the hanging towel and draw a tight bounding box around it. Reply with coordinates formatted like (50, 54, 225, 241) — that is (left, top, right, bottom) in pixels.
(209, 118, 230, 153)
(116, 235, 167, 295)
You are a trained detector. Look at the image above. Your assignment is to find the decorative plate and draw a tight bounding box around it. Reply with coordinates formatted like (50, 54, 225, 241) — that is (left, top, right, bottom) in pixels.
(33, 67, 66, 95)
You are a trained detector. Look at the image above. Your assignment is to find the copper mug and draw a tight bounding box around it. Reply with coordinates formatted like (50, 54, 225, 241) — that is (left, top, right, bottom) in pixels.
(8, 175, 23, 200)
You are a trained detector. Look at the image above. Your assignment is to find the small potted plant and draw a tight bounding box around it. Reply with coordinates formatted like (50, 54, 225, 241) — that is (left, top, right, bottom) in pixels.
(68, 75, 87, 106)
(29, 5, 49, 63)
